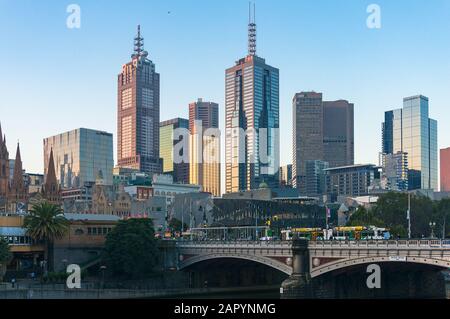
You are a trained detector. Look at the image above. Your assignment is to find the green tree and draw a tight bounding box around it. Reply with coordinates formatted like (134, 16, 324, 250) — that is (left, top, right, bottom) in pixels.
(102, 218, 160, 278)
(0, 238, 12, 281)
(347, 206, 384, 227)
(349, 192, 437, 238)
(434, 198, 450, 238)
(23, 201, 69, 271)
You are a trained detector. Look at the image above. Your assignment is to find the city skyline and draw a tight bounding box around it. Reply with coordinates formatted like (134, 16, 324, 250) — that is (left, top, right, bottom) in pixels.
(1, 0, 450, 181)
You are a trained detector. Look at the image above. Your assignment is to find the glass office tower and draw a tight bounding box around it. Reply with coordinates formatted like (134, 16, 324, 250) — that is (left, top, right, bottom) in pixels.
(43, 128, 114, 188)
(225, 7, 279, 193)
(382, 95, 438, 190)
(225, 56, 279, 193)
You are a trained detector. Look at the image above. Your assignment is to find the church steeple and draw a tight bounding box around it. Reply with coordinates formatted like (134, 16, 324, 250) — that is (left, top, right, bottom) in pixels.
(0, 123, 9, 203)
(11, 143, 24, 190)
(42, 148, 61, 205)
(8, 142, 28, 212)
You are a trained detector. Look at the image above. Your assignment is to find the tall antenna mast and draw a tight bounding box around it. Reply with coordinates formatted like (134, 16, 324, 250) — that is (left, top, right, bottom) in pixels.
(248, 2, 256, 56)
(133, 25, 144, 57)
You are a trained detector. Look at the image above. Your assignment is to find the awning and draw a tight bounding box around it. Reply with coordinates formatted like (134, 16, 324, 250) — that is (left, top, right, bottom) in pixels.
(0, 227, 27, 236)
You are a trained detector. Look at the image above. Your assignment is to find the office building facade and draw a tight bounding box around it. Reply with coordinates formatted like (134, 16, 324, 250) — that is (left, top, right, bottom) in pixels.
(43, 128, 114, 189)
(325, 164, 380, 198)
(292, 92, 354, 193)
(117, 25, 162, 175)
(160, 118, 189, 184)
(225, 9, 279, 193)
(381, 151, 408, 191)
(279, 164, 292, 187)
(440, 147, 450, 192)
(189, 99, 220, 196)
(382, 95, 438, 190)
(305, 160, 329, 197)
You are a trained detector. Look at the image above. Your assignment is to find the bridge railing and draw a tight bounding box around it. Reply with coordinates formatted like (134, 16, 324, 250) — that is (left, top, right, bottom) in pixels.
(176, 240, 292, 248)
(309, 239, 450, 248)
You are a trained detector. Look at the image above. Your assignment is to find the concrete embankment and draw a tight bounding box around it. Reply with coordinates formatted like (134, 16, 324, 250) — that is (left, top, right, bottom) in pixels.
(0, 285, 280, 299)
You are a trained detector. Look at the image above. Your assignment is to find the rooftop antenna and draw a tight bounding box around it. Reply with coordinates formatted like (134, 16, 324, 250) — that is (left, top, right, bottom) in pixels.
(248, 2, 256, 56)
(132, 25, 146, 59)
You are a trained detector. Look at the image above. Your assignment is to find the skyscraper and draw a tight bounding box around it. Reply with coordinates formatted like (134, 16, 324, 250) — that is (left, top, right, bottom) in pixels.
(382, 95, 438, 190)
(382, 110, 394, 154)
(225, 6, 279, 193)
(292, 92, 323, 191)
(292, 92, 354, 192)
(43, 128, 114, 188)
(323, 100, 354, 168)
(440, 147, 450, 192)
(160, 118, 189, 184)
(117, 25, 162, 175)
(189, 99, 221, 196)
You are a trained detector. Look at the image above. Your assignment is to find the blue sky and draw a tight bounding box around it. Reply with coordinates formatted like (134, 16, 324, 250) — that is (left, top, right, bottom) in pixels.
(1, 0, 450, 175)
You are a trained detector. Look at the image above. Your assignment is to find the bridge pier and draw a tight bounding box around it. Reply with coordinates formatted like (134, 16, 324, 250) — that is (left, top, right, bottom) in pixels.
(280, 238, 312, 299)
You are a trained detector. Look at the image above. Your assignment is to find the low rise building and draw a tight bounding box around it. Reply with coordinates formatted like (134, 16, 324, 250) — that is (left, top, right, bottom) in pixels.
(52, 213, 120, 271)
(325, 164, 381, 199)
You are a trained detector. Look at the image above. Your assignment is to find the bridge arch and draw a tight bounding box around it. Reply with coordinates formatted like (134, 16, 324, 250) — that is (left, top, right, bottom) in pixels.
(310, 256, 450, 278)
(178, 253, 293, 275)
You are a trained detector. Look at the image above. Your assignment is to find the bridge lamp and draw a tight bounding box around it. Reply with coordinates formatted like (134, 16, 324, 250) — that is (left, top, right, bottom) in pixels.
(429, 222, 436, 238)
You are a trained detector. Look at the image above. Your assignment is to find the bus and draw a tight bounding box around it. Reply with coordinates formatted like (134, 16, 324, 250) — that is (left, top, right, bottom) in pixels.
(361, 226, 391, 240)
(333, 226, 366, 240)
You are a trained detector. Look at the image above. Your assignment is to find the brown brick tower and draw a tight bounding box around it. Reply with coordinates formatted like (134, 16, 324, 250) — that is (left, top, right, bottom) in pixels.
(117, 25, 162, 175)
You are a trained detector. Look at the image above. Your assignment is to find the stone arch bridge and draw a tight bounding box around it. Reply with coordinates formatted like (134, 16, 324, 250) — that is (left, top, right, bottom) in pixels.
(175, 239, 450, 297)
(177, 239, 450, 278)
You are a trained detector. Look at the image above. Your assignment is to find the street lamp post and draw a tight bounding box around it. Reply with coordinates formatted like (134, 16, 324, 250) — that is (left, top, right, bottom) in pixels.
(98, 265, 107, 298)
(429, 221, 436, 239)
(407, 192, 411, 239)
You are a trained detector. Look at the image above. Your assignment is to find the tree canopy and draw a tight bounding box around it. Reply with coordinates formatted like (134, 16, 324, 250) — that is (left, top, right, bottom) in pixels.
(24, 201, 69, 242)
(347, 192, 450, 239)
(102, 218, 160, 278)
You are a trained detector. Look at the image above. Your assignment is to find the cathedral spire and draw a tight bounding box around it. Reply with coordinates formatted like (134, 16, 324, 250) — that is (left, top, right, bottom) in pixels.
(42, 147, 60, 205)
(46, 148, 57, 185)
(8, 142, 28, 212)
(12, 142, 24, 188)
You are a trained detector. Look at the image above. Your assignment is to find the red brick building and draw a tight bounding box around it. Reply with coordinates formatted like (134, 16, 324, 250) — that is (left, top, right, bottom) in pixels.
(440, 147, 450, 192)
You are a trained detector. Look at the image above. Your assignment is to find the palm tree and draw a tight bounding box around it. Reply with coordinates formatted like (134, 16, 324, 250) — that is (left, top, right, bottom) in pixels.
(24, 201, 69, 272)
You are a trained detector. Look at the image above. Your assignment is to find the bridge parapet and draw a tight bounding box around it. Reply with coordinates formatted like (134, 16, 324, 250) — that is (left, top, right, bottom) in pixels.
(176, 240, 292, 249)
(309, 239, 450, 249)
